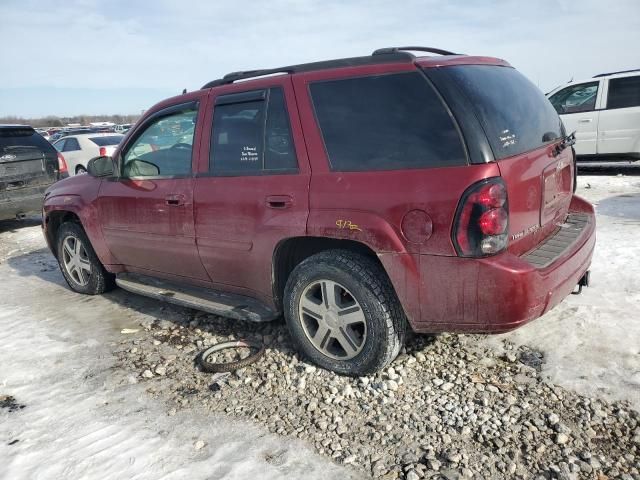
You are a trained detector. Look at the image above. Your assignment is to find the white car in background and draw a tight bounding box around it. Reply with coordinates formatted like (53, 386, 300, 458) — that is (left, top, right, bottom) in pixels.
(53, 134, 124, 175)
(547, 69, 640, 160)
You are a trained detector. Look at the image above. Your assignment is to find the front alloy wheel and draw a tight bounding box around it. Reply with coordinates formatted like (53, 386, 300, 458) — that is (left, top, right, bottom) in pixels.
(56, 221, 115, 295)
(62, 235, 92, 287)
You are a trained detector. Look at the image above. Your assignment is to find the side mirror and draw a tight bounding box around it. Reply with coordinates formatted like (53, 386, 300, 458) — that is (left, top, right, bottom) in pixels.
(87, 155, 115, 177)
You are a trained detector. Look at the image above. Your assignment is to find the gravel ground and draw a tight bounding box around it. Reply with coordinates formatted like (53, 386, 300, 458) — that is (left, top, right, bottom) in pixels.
(113, 308, 639, 480)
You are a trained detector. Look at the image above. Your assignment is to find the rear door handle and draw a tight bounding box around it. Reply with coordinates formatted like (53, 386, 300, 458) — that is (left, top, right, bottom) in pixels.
(578, 119, 592, 123)
(165, 194, 185, 206)
(266, 195, 293, 209)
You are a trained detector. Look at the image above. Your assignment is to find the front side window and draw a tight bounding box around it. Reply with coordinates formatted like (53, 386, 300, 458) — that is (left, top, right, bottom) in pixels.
(549, 82, 599, 114)
(309, 72, 466, 171)
(607, 76, 640, 109)
(210, 87, 297, 175)
(122, 106, 197, 177)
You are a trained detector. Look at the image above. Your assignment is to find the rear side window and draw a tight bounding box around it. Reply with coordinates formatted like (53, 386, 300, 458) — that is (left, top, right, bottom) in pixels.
(309, 72, 466, 171)
(444, 65, 563, 160)
(607, 76, 640, 109)
(548, 82, 599, 114)
(53, 139, 65, 152)
(63, 138, 80, 152)
(210, 87, 298, 175)
(89, 135, 124, 146)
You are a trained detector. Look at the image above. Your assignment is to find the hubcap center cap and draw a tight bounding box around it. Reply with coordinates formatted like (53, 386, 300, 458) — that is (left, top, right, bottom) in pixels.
(324, 311, 339, 329)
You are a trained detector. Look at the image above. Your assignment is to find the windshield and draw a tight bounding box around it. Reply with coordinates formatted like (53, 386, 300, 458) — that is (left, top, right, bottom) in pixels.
(443, 65, 564, 160)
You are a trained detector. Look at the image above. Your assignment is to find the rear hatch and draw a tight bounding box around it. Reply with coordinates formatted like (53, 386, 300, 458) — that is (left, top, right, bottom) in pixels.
(0, 126, 59, 192)
(440, 64, 574, 256)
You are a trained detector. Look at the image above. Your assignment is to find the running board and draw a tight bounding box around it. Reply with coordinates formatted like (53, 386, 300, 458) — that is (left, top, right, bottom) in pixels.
(115, 273, 279, 322)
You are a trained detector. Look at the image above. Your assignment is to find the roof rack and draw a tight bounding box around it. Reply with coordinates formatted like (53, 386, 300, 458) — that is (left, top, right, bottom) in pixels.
(202, 46, 456, 89)
(372, 46, 458, 56)
(593, 68, 640, 78)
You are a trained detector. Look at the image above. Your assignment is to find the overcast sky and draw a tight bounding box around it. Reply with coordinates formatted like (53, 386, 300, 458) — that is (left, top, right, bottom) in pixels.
(1, 0, 639, 117)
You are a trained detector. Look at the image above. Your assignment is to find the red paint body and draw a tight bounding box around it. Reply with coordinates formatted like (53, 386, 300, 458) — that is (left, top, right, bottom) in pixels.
(43, 54, 596, 333)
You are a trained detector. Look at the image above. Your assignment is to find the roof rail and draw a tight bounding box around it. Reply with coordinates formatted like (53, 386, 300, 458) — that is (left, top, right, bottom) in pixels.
(372, 46, 458, 56)
(201, 52, 413, 89)
(202, 68, 295, 88)
(593, 68, 640, 78)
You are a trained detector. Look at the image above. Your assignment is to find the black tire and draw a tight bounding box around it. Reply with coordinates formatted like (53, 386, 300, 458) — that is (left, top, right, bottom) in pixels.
(283, 250, 406, 376)
(56, 221, 115, 295)
(75, 165, 87, 175)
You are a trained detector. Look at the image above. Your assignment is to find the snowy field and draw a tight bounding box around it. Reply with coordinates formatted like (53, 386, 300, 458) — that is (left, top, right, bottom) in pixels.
(0, 169, 639, 479)
(483, 171, 640, 410)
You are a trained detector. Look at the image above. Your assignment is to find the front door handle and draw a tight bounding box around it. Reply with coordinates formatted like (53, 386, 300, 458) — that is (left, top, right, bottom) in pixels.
(578, 119, 593, 123)
(266, 195, 293, 209)
(165, 194, 185, 206)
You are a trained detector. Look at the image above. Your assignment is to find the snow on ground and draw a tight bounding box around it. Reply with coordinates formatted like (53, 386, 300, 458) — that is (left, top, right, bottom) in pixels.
(482, 172, 640, 411)
(0, 230, 354, 480)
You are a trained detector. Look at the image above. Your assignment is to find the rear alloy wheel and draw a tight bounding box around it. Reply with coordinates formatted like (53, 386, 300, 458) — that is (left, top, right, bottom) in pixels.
(76, 165, 87, 175)
(56, 222, 115, 295)
(284, 250, 406, 375)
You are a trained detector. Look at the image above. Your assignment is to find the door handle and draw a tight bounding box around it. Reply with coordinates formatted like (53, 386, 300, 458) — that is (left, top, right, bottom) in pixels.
(266, 195, 293, 209)
(578, 119, 592, 123)
(165, 194, 185, 206)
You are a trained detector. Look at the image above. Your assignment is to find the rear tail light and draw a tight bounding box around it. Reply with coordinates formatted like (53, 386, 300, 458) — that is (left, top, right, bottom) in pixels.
(57, 153, 68, 175)
(453, 178, 509, 257)
(99, 147, 107, 156)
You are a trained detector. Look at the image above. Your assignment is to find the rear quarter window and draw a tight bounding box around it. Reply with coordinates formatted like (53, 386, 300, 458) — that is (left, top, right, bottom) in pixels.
(607, 75, 640, 109)
(309, 72, 467, 171)
(443, 65, 563, 160)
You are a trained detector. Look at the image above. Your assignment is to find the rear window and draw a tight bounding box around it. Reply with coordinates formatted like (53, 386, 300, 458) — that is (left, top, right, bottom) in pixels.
(309, 72, 467, 171)
(444, 65, 563, 160)
(89, 135, 124, 146)
(0, 128, 56, 156)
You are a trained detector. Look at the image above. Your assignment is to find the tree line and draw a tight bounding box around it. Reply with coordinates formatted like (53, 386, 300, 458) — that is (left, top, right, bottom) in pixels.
(0, 114, 141, 128)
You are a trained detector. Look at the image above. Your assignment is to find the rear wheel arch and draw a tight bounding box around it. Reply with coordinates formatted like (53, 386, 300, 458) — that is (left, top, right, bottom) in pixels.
(272, 236, 386, 312)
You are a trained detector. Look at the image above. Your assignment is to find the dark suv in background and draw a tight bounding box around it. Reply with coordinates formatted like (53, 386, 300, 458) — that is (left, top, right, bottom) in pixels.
(1, 125, 68, 221)
(43, 47, 595, 375)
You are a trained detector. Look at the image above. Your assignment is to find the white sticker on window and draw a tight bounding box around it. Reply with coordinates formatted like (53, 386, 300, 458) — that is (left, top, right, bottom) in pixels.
(240, 146, 259, 162)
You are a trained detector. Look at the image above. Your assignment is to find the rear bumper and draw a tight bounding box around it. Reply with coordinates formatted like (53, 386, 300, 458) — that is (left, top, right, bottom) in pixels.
(0, 184, 48, 221)
(411, 195, 596, 333)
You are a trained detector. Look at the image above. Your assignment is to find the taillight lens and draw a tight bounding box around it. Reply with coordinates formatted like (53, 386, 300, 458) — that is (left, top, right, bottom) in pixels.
(99, 147, 107, 156)
(57, 152, 68, 174)
(453, 178, 509, 257)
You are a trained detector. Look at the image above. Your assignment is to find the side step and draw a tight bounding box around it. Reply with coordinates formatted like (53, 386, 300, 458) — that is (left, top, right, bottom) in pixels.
(115, 273, 279, 322)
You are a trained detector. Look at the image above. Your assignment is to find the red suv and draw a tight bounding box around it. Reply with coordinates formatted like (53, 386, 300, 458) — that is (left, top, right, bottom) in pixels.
(43, 47, 595, 375)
